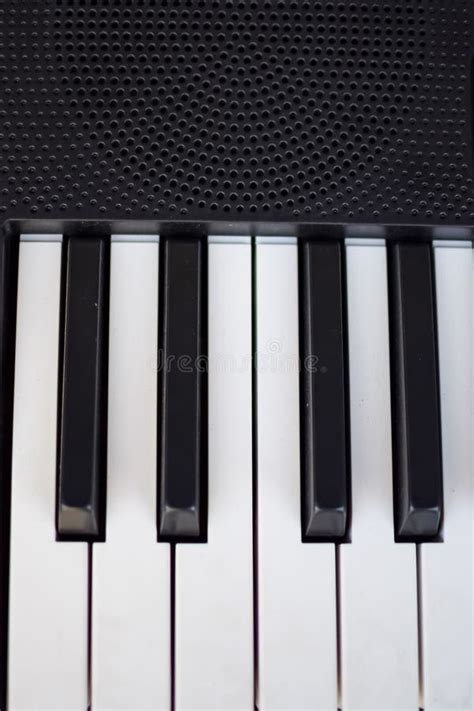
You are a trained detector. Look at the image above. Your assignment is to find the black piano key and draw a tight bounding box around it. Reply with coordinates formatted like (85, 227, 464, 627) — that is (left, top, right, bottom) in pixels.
(158, 238, 207, 542)
(388, 242, 443, 540)
(299, 240, 349, 541)
(0, 232, 19, 710)
(56, 237, 109, 540)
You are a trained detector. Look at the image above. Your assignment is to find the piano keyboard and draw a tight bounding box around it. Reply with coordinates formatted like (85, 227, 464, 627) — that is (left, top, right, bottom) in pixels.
(0, 233, 471, 710)
(1, 0, 473, 707)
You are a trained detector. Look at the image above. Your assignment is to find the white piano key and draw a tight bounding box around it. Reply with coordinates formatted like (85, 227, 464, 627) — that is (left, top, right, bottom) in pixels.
(255, 238, 337, 710)
(420, 244, 473, 710)
(92, 240, 170, 710)
(8, 241, 88, 710)
(340, 242, 419, 710)
(175, 239, 253, 710)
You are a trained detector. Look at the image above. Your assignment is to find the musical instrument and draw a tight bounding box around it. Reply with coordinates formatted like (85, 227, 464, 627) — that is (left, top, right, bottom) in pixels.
(0, 1, 472, 709)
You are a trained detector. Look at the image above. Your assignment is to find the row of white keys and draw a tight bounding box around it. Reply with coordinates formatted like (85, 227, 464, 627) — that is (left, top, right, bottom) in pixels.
(8, 239, 89, 710)
(341, 241, 419, 710)
(8, 236, 473, 710)
(420, 243, 473, 710)
(92, 238, 170, 710)
(175, 238, 254, 710)
(255, 238, 338, 710)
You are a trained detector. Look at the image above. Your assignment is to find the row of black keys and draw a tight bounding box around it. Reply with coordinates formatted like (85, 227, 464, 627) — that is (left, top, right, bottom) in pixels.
(0, 235, 442, 549)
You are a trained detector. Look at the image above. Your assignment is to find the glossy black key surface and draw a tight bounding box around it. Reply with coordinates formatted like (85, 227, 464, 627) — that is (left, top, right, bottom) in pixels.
(56, 237, 109, 540)
(388, 242, 443, 540)
(158, 238, 207, 542)
(0, 233, 19, 710)
(299, 241, 349, 541)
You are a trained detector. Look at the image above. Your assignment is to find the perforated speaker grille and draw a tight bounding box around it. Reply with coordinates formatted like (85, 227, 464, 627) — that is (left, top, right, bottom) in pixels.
(0, 0, 473, 225)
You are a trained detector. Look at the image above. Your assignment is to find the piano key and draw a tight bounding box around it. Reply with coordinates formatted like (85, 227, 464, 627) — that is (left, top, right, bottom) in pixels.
(8, 238, 88, 709)
(0, 232, 19, 710)
(92, 237, 171, 709)
(299, 240, 349, 540)
(158, 238, 207, 541)
(388, 242, 443, 539)
(420, 243, 473, 710)
(340, 241, 419, 710)
(175, 237, 253, 710)
(256, 237, 337, 710)
(57, 236, 109, 539)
